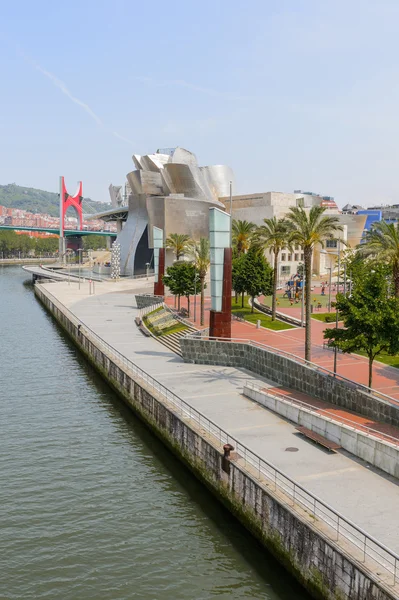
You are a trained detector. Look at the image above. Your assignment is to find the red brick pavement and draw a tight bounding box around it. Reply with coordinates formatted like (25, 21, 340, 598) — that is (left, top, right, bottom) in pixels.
(164, 293, 399, 401)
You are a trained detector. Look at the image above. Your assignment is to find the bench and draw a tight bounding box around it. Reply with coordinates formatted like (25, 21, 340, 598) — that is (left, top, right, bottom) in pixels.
(295, 426, 341, 453)
(138, 324, 151, 337)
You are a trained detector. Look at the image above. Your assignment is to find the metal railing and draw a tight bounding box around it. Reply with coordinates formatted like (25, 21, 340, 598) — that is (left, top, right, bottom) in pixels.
(184, 334, 399, 408)
(245, 381, 399, 450)
(36, 284, 399, 587)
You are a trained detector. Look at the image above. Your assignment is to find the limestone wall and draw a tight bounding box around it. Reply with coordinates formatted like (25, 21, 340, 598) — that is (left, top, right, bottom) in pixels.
(33, 284, 399, 600)
(180, 338, 399, 429)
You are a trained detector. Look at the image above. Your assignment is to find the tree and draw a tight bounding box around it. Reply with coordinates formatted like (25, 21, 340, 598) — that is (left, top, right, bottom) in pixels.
(163, 261, 196, 313)
(286, 206, 343, 361)
(189, 237, 210, 326)
(256, 217, 292, 320)
(324, 265, 399, 388)
(241, 247, 273, 312)
(165, 233, 193, 260)
(358, 221, 399, 297)
(82, 235, 107, 251)
(232, 220, 256, 255)
(232, 254, 247, 307)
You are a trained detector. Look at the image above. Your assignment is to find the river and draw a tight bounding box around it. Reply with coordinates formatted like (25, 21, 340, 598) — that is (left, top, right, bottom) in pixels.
(0, 267, 310, 600)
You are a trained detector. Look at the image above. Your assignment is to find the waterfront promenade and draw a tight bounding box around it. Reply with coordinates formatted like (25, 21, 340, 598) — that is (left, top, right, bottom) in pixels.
(36, 277, 399, 559)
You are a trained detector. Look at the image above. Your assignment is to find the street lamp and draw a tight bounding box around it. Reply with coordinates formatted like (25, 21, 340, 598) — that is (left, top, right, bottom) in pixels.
(77, 248, 83, 289)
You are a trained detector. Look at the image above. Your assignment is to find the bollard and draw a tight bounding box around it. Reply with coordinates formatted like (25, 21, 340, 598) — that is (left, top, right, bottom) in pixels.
(256, 319, 261, 329)
(223, 443, 234, 458)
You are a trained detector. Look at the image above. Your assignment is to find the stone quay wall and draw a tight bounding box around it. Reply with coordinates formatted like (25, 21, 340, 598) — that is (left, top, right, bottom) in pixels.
(34, 284, 399, 600)
(180, 338, 399, 429)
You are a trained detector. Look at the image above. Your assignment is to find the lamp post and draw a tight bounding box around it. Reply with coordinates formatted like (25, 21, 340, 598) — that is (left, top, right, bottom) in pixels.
(327, 267, 332, 312)
(77, 248, 83, 290)
(333, 239, 341, 375)
(194, 271, 198, 323)
(301, 272, 305, 327)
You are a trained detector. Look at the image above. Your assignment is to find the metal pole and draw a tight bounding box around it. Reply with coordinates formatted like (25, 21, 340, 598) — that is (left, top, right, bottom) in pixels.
(328, 266, 332, 312)
(194, 274, 197, 322)
(349, 270, 352, 296)
(229, 180, 233, 248)
(343, 262, 347, 295)
(78, 249, 81, 290)
(333, 239, 341, 374)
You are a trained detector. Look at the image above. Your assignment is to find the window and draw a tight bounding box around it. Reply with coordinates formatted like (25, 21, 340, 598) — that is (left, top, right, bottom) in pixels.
(301, 253, 304, 260)
(281, 265, 291, 274)
(288, 254, 292, 261)
(281, 253, 286, 261)
(295, 245, 300, 251)
(296, 197, 304, 208)
(294, 253, 299, 261)
(326, 239, 338, 248)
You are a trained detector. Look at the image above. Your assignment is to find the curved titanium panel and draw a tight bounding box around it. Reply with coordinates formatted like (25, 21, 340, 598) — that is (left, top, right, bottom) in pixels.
(200, 165, 235, 199)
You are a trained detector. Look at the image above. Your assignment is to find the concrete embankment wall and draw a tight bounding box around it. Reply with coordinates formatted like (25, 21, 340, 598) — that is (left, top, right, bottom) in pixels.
(180, 338, 399, 429)
(34, 284, 398, 600)
(244, 385, 399, 479)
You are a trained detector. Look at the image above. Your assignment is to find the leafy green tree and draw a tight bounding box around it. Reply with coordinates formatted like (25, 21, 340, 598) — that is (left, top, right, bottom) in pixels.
(324, 265, 399, 388)
(189, 237, 210, 325)
(255, 217, 292, 321)
(232, 254, 247, 307)
(165, 233, 193, 260)
(232, 220, 256, 256)
(286, 206, 343, 361)
(358, 221, 399, 296)
(163, 261, 196, 313)
(82, 235, 107, 251)
(240, 247, 273, 312)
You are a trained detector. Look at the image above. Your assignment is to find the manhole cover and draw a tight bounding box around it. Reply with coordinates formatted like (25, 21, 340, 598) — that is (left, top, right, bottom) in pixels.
(285, 447, 299, 452)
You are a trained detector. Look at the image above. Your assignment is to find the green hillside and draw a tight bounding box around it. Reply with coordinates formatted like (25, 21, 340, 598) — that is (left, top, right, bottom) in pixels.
(0, 183, 111, 217)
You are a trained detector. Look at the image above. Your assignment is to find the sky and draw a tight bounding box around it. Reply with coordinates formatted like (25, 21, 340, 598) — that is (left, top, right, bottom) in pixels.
(1, 0, 399, 208)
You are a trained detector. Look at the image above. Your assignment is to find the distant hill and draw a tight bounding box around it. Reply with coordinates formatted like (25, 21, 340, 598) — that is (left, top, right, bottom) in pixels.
(0, 183, 111, 217)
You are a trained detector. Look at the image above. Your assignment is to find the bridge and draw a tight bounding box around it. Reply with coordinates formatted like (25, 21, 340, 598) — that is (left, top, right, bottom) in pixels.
(0, 225, 115, 237)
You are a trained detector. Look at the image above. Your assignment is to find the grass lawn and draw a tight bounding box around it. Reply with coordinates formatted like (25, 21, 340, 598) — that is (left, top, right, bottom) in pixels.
(312, 312, 341, 323)
(232, 296, 294, 330)
(143, 315, 188, 337)
(263, 293, 333, 310)
(355, 350, 399, 369)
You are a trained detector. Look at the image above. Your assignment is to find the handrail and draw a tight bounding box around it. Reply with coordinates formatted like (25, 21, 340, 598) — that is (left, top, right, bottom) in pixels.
(183, 334, 399, 408)
(245, 381, 399, 449)
(36, 284, 399, 587)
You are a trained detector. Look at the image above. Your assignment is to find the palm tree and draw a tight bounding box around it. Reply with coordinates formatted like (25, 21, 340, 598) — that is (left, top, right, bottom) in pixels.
(358, 221, 399, 296)
(190, 237, 210, 326)
(165, 233, 193, 260)
(286, 206, 343, 361)
(256, 217, 292, 320)
(232, 220, 256, 255)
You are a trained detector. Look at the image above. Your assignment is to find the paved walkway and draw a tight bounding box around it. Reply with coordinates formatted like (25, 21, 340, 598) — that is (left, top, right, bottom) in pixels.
(38, 279, 399, 555)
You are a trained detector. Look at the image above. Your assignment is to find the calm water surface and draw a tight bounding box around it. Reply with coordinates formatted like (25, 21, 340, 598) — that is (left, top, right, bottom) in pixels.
(0, 267, 310, 600)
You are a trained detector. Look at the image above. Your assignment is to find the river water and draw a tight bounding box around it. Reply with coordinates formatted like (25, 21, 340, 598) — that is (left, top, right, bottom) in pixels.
(0, 267, 310, 600)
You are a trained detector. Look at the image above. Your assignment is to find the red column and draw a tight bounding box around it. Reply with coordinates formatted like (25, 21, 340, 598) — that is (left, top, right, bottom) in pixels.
(154, 248, 165, 296)
(209, 247, 232, 338)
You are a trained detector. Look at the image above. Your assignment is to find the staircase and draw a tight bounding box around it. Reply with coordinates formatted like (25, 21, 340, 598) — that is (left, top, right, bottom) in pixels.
(155, 324, 197, 356)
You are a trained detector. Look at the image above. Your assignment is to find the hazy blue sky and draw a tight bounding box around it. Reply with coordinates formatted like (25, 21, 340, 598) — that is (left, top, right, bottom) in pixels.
(1, 0, 399, 207)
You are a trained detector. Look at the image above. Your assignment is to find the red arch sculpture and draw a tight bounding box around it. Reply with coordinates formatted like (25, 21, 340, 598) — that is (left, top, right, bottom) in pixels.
(59, 176, 83, 236)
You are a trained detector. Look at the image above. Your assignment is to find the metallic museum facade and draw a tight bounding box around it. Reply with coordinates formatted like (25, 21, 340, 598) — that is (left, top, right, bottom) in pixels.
(107, 147, 234, 276)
